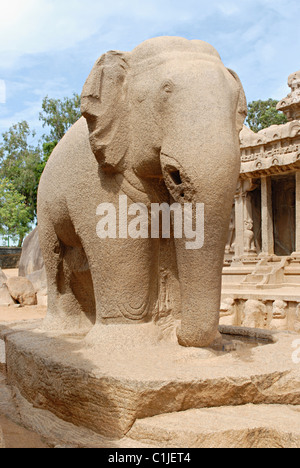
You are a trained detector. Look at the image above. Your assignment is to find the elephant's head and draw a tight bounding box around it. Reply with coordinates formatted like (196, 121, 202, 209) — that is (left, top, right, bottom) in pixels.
(81, 37, 247, 347)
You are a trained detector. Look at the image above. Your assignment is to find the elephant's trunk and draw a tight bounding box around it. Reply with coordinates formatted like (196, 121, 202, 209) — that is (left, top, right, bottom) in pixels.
(175, 236, 223, 347)
(160, 120, 240, 347)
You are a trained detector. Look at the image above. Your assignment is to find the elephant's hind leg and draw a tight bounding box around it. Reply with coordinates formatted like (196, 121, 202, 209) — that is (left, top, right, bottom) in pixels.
(39, 214, 95, 333)
(57, 244, 96, 330)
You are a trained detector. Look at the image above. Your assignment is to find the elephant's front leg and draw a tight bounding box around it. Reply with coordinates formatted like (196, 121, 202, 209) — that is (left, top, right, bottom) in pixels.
(89, 237, 160, 326)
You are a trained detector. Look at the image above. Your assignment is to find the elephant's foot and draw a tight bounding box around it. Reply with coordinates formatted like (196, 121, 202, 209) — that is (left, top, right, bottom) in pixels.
(84, 322, 160, 349)
(84, 315, 184, 349)
(42, 315, 93, 336)
(43, 300, 94, 336)
(176, 324, 221, 348)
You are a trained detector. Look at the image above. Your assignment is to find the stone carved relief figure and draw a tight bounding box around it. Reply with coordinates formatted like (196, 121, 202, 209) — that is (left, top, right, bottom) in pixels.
(295, 304, 300, 333)
(225, 207, 235, 254)
(243, 181, 257, 255)
(37, 37, 247, 348)
(244, 219, 256, 253)
(242, 299, 267, 329)
(219, 297, 237, 326)
(269, 300, 288, 331)
(155, 268, 172, 319)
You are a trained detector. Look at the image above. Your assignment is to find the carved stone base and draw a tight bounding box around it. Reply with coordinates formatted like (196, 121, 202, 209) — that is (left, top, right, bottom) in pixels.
(127, 404, 300, 448)
(291, 252, 300, 262)
(3, 322, 300, 439)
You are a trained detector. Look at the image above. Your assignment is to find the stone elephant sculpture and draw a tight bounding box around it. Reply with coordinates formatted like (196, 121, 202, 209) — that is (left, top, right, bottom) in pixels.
(37, 36, 247, 347)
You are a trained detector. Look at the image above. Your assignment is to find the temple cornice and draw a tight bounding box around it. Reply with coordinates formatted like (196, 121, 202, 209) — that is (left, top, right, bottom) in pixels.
(240, 150, 300, 179)
(277, 70, 300, 121)
(239, 116, 300, 178)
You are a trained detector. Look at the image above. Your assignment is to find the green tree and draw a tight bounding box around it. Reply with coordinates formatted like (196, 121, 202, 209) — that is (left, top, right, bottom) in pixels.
(0, 94, 81, 228)
(246, 99, 287, 133)
(39, 93, 81, 143)
(0, 178, 31, 247)
(43, 140, 58, 160)
(31, 140, 58, 186)
(0, 121, 42, 222)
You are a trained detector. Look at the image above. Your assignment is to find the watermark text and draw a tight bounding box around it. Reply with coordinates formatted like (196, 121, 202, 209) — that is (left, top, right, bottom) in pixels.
(96, 195, 204, 250)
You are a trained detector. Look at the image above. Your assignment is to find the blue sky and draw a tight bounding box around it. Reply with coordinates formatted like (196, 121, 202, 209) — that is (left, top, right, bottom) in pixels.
(0, 0, 299, 139)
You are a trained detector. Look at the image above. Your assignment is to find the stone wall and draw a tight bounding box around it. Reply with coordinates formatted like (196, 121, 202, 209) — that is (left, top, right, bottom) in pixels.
(0, 248, 22, 269)
(220, 295, 300, 332)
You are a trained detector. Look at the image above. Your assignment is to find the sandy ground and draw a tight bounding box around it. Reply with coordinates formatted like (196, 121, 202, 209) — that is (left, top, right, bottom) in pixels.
(1, 269, 47, 323)
(2, 269, 18, 278)
(0, 305, 47, 323)
(0, 302, 47, 447)
(1, 268, 48, 447)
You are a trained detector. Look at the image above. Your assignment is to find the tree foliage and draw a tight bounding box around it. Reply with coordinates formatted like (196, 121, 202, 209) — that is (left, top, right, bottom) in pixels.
(0, 93, 80, 245)
(0, 178, 31, 246)
(246, 99, 287, 133)
(39, 93, 81, 142)
(0, 121, 42, 222)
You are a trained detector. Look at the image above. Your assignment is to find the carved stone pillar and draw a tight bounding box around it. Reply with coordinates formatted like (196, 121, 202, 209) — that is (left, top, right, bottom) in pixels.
(233, 179, 257, 262)
(261, 176, 274, 256)
(292, 171, 300, 259)
(233, 183, 244, 260)
(296, 171, 300, 253)
(225, 204, 235, 255)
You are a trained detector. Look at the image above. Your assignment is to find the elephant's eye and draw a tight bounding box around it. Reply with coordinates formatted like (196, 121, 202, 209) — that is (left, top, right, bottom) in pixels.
(161, 80, 174, 95)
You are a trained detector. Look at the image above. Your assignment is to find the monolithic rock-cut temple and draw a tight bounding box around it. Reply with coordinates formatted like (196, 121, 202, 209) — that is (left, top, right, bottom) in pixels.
(222, 70, 300, 332)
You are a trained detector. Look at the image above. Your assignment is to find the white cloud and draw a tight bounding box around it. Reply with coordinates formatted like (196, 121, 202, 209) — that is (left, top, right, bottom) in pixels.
(0, 0, 299, 135)
(0, 0, 241, 67)
(0, 75, 71, 137)
(242, 23, 264, 42)
(217, 2, 240, 16)
(0, 97, 42, 132)
(0, 1, 161, 56)
(0, 0, 101, 60)
(271, 81, 290, 101)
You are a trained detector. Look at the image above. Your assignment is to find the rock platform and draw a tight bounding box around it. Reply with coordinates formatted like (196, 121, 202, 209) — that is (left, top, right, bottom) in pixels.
(1, 320, 299, 446)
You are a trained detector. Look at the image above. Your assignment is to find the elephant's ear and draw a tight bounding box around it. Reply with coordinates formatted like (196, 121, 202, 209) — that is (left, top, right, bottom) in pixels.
(227, 69, 248, 133)
(81, 51, 130, 172)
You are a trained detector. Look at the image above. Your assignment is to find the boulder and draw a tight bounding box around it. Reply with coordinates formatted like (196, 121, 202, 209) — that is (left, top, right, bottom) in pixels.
(19, 228, 44, 277)
(6, 277, 37, 306)
(27, 267, 47, 293)
(36, 288, 48, 307)
(0, 269, 7, 289)
(0, 284, 14, 306)
(26, 267, 47, 306)
(18, 228, 47, 305)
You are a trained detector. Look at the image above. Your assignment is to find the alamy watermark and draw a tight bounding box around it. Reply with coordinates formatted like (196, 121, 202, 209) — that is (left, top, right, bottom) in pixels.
(96, 195, 204, 250)
(0, 80, 6, 104)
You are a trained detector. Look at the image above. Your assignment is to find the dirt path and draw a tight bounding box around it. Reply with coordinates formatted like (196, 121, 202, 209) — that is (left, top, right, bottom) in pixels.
(0, 305, 47, 323)
(0, 269, 47, 323)
(0, 279, 48, 447)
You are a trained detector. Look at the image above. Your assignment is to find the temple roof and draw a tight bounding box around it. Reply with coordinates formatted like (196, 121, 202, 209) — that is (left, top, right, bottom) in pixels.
(240, 121, 300, 148)
(277, 70, 300, 121)
(240, 150, 300, 179)
(239, 70, 300, 178)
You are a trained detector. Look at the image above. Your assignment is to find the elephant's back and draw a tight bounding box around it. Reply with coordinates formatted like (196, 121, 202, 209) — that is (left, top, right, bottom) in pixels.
(38, 117, 96, 201)
(41, 117, 92, 179)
